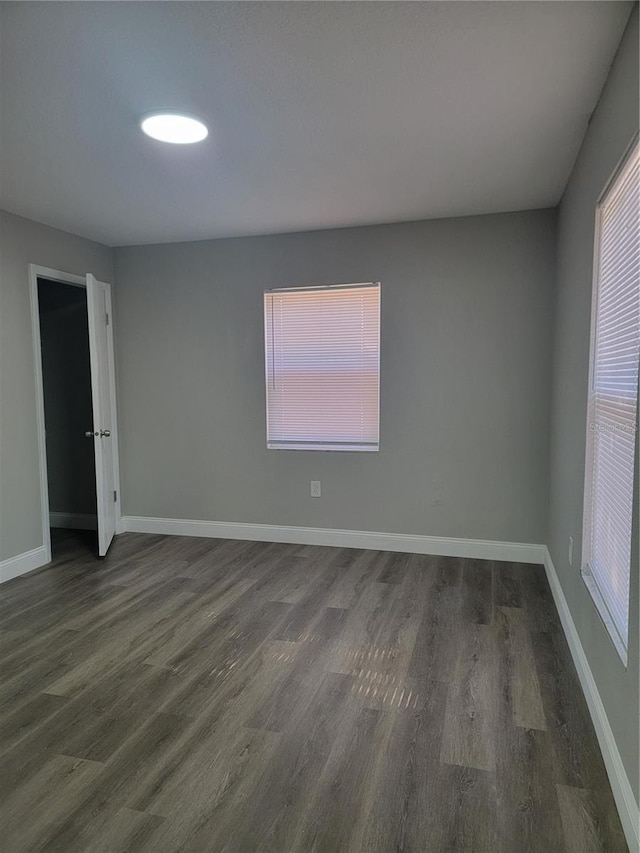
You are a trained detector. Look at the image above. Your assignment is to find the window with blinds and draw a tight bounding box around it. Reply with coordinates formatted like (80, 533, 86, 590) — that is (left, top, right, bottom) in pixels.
(582, 138, 639, 666)
(264, 282, 380, 451)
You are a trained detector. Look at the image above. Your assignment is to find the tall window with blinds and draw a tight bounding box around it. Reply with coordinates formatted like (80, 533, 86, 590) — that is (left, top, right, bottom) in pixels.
(582, 139, 639, 666)
(264, 282, 380, 452)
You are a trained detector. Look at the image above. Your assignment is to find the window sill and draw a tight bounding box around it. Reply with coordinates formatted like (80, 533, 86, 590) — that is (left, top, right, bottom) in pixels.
(267, 443, 379, 452)
(581, 568, 628, 668)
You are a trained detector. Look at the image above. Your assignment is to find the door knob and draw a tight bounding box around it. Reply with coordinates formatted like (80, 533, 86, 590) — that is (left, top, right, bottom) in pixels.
(100, 429, 111, 438)
(85, 430, 98, 438)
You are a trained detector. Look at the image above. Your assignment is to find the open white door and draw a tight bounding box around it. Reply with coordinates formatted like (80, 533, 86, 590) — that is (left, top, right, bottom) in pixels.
(86, 274, 116, 556)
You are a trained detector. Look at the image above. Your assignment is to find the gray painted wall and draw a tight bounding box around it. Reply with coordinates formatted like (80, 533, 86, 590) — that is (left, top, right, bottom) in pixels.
(38, 281, 97, 518)
(548, 7, 639, 799)
(0, 211, 113, 561)
(114, 209, 555, 544)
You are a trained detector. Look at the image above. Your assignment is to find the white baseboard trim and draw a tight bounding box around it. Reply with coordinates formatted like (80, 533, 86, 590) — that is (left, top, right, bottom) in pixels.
(0, 546, 49, 584)
(49, 512, 98, 530)
(543, 547, 639, 853)
(121, 515, 545, 564)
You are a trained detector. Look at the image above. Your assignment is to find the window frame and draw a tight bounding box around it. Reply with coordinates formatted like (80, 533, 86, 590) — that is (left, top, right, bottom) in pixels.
(581, 134, 639, 668)
(263, 281, 381, 452)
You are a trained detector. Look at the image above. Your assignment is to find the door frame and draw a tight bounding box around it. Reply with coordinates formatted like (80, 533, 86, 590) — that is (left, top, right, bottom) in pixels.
(28, 264, 122, 563)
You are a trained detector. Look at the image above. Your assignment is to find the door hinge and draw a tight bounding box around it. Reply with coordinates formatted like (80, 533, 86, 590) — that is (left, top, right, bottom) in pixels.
(113, 490, 117, 502)
(106, 312, 110, 326)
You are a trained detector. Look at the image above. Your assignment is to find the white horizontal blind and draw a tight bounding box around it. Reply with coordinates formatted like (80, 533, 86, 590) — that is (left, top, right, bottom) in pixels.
(583, 140, 639, 661)
(264, 283, 380, 451)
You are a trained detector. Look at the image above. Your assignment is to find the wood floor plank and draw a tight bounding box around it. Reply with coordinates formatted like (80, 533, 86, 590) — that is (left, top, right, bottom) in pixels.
(377, 550, 411, 584)
(1, 754, 105, 852)
(406, 554, 462, 683)
(324, 548, 378, 608)
(440, 623, 498, 772)
(129, 724, 281, 853)
(41, 590, 202, 697)
(122, 642, 301, 828)
(74, 808, 165, 853)
(519, 563, 558, 633)
(217, 671, 355, 853)
(164, 597, 292, 675)
(556, 784, 628, 853)
(273, 548, 351, 642)
(498, 605, 546, 730)
(529, 629, 611, 791)
(461, 558, 494, 624)
(495, 726, 566, 852)
(349, 559, 435, 714)
(493, 560, 523, 608)
(141, 577, 258, 668)
(160, 634, 298, 724)
(247, 607, 349, 732)
(0, 684, 70, 748)
(290, 706, 383, 853)
(354, 678, 448, 852)
(328, 558, 401, 676)
(0, 694, 119, 796)
(435, 763, 499, 851)
(531, 633, 628, 850)
(36, 712, 191, 850)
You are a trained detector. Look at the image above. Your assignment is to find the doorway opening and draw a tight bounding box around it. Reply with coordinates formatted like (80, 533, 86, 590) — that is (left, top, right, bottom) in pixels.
(30, 266, 121, 562)
(37, 278, 98, 558)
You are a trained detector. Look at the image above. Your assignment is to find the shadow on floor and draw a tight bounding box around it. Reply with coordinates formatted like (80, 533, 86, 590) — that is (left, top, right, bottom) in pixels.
(50, 527, 99, 559)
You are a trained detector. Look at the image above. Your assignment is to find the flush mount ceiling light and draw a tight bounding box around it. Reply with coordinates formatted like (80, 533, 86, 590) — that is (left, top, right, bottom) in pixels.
(140, 112, 208, 144)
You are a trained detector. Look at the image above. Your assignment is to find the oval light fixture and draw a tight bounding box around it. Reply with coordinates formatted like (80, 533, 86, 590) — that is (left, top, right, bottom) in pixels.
(140, 112, 208, 144)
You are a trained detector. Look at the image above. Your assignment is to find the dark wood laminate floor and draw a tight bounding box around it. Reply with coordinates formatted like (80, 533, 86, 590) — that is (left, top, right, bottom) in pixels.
(0, 531, 627, 853)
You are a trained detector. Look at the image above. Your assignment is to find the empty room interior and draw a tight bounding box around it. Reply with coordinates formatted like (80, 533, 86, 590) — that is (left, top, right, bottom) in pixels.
(0, 2, 639, 851)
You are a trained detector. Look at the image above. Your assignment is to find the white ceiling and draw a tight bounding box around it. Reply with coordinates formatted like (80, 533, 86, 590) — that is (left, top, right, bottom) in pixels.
(0, 2, 633, 247)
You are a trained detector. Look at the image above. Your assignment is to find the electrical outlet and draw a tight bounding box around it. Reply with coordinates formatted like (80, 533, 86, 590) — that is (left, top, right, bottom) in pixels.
(568, 536, 573, 567)
(310, 480, 321, 498)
